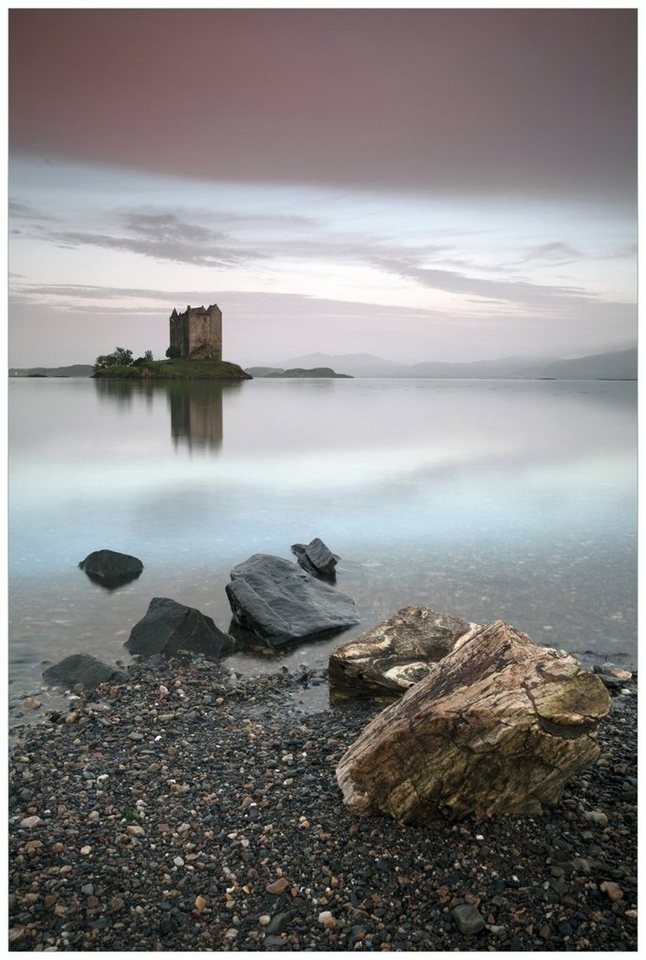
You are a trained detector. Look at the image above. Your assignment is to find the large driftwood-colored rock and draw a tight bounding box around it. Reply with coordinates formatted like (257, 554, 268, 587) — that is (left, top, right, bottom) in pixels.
(336, 620, 611, 825)
(329, 606, 480, 700)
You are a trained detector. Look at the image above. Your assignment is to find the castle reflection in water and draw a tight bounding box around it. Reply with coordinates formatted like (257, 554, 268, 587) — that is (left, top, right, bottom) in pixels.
(93, 379, 241, 452)
(168, 383, 223, 451)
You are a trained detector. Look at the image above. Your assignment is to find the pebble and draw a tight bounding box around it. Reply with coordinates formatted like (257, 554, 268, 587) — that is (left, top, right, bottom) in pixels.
(584, 810, 609, 827)
(266, 877, 289, 895)
(452, 904, 485, 936)
(7, 656, 637, 953)
(22, 697, 42, 710)
(173, 856, 184, 867)
(19, 816, 42, 828)
(600, 881, 624, 902)
(128, 732, 144, 742)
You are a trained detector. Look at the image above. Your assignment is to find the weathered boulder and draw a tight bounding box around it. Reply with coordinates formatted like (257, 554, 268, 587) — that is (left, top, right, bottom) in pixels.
(291, 538, 339, 578)
(225, 554, 360, 647)
(43, 653, 126, 690)
(126, 597, 233, 658)
(329, 606, 481, 700)
(336, 619, 611, 825)
(79, 549, 143, 588)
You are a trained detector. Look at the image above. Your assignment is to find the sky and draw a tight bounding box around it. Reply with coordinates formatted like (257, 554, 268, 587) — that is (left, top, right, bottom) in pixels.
(8, 8, 637, 367)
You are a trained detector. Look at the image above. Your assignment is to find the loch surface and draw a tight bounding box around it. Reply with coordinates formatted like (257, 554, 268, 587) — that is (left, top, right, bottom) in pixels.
(9, 376, 637, 715)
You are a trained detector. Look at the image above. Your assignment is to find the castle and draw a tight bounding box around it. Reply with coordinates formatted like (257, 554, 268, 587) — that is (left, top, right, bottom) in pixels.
(169, 304, 222, 360)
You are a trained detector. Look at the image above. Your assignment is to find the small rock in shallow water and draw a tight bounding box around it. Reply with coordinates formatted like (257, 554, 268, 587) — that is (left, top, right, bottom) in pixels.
(22, 697, 42, 710)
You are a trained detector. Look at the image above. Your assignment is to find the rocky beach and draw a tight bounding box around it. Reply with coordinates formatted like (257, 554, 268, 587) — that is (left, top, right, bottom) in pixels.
(9, 654, 637, 952)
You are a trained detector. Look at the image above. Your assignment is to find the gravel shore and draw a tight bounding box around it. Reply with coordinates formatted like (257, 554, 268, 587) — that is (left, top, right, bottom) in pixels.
(9, 658, 637, 951)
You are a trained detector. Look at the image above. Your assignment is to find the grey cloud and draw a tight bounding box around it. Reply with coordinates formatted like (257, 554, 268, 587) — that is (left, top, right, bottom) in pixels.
(9, 199, 58, 222)
(46, 222, 262, 268)
(372, 256, 599, 309)
(518, 242, 582, 264)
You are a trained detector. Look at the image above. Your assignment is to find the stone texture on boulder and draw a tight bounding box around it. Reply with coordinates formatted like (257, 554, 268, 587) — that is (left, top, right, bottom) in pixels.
(329, 606, 481, 700)
(43, 654, 126, 690)
(225, 554, 360, 647)
(291, 538, 339, 578)
(336, 619, 611, 826)
(79, 549, 143, 588)
(126, 597, 233, 658)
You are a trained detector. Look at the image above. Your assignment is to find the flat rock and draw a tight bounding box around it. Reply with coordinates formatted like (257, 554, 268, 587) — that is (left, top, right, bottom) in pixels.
(43, 653, 126, 691)
(225, 554, 360, 647)
(336, 619, 611, 825)
(291, 538, 339, 578)
(79, 549, 143, 588)
(329, 606, 481, 700)
(126, 597, 233, 658)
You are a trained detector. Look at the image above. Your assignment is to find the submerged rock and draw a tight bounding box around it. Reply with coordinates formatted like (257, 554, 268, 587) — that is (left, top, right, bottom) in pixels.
(43, 653, 126, 690)
(291, 538, 339, 578)
(79, 549, 143, 588)
(225, 554, 360, 647)
(126, 597, 233, 658)
(336, 619, 611, 825)
(329, 606, 480, 700)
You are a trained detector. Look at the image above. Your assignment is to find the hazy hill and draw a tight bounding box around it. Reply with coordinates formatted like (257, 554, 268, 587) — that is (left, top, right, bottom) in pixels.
(272, 352, 404, 377)
(541, 348, 637, 380)
(270, 348, 636, 380)
(9, 364, 94, 378)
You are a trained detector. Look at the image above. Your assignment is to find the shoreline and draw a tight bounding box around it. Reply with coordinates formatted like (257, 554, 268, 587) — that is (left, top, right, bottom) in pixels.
(9, 657, 637, 951)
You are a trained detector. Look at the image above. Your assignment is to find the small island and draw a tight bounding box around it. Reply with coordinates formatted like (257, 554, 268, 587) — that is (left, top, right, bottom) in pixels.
(92, 303, 251, 381)
(93, 358, 251, 381)
(266, 367, 353, 379)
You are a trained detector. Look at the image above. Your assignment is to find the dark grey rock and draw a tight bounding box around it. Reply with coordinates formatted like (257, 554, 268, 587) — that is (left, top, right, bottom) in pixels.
(291, 538, 339, 577)
(126, 597, 233, 658)
(452, 904, 485, 936)
(79, 549, 143, 588)
(225, 554, 360, 648)
(43, 653, 126, 691)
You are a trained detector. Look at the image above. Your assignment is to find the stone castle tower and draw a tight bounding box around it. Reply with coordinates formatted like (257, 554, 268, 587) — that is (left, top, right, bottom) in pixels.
(169, 304, 222, 360)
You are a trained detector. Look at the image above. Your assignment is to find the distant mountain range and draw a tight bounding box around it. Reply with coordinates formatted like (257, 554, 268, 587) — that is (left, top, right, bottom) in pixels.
(9, 347, 637, 382)
(265, 347, 637, 381)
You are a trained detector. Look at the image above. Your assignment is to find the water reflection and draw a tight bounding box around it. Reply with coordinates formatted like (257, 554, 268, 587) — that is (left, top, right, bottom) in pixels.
(9, 377, 637, 718)
(93, 379, 244, 452)
(167, 383, 223, 451)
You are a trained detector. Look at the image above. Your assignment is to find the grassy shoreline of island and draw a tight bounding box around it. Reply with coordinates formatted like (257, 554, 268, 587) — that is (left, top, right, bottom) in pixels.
(92, 359, 252, 381)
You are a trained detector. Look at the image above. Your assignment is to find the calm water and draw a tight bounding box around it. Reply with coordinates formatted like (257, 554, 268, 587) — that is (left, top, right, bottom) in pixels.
(9, 377, 637, 718)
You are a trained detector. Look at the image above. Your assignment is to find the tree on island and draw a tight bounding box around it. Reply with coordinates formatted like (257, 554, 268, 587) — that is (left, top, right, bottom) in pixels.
(94, 347, 154, 370)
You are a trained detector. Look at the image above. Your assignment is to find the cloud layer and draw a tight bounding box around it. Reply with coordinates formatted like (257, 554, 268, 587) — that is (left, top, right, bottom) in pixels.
(10, 9, 636, 199)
